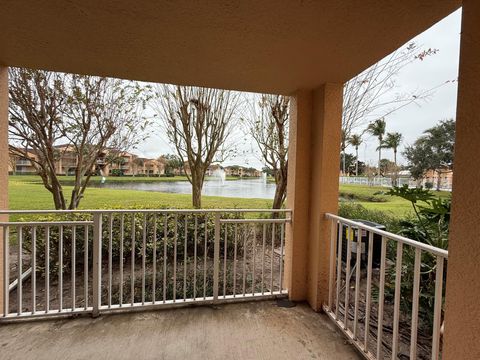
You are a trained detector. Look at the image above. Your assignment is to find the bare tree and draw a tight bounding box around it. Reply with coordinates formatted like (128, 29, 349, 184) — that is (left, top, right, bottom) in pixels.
(154, 85, 239, 208)
(246, 94, 289, 209)
(342, 42, 441, 171)
(9, 67, 149, 209)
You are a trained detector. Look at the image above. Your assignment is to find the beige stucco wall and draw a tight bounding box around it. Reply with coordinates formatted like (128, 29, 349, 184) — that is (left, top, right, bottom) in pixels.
(0, 66, 8, 313)
(285, 84, 343, 310)
(443, 1, 480, 359)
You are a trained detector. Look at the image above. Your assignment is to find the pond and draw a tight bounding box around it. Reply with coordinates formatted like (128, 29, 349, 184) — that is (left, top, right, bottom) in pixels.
(92, 178, 276, 199)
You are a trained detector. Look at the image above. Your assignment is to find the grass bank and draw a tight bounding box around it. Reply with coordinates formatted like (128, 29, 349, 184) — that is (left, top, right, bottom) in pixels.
(339, 184, 450, 217)
(9, 180, 272, 210)
(8, 176, 450, 216)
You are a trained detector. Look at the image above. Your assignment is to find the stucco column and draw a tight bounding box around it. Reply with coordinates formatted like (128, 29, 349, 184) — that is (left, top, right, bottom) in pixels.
(0, 66, 8, 315)
(443, 2, 480, 359)
(285, 84, 343, 310)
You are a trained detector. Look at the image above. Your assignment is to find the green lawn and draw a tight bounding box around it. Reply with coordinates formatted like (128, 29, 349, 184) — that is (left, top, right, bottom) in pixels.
(7, 176, 450, 216)
(339, 184, 450, 217)
(8, 176, 272, 210)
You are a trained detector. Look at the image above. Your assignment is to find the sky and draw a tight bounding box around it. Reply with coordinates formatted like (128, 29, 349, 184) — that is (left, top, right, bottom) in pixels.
(136, 8, 462, 169)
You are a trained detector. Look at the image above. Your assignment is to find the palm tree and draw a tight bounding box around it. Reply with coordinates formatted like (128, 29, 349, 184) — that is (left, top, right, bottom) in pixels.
(383, 132, 403, 167)
(348, 134, 362, 176)
(367, 118, 386, 175)
(383, 132, 403, 185)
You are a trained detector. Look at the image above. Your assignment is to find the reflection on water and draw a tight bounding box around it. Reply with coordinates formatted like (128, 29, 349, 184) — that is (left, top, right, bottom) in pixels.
(92, 178, 276, 199)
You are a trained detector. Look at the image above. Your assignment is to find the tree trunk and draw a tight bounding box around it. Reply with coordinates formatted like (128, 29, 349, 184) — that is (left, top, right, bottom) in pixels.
(272, 175, 287, 210)
(272, 168, 287, 221)
(378, 142, 382, 176)
(192, 182, 202, 208)
(393, 149, 398, 186)
(355, 147, 359, 176)
(436, 170, 441, 191)
(50, 179, 66, 210)
(191, 168, 204, 209)
(342, 151, 346, 175)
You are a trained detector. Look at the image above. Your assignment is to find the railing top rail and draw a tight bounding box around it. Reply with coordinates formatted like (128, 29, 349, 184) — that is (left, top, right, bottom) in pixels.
(325, 213, 448, 259)
(0, 221, 94, 226)
(0, 208, 292, 215)
(220, 218, 290, 224)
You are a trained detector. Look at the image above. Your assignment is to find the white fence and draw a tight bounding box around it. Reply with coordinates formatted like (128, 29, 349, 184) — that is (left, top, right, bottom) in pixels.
(324, 214, 447, 360)
(339, 176, 452, 191)
(1, 209, 290, 321)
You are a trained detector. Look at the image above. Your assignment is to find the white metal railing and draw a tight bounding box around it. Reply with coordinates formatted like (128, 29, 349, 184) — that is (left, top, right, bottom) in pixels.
(324, 213, 448, 360)
(339, 176, 453, 191)
(339, 176, 415, 188)
(1, 209, 290, 321)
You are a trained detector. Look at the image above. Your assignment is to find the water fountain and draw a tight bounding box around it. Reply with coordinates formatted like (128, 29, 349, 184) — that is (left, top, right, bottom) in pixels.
(212, 168, 226, 185)
(261, 172, 267, 185)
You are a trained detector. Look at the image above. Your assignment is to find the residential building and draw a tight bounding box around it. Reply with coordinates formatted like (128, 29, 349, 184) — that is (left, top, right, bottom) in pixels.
(8, 149, 38, 174)
(9, 147, 165, 177)
(423, 169, 454, 190)
(224, 165, 262, 177)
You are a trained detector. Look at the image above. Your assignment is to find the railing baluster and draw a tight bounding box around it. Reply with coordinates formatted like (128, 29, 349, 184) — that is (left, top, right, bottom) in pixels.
(252, 225, 256, 295)
(344, 225, 352, 330)
(261, 224, 266, 295)
(92, 213, 102, 317)
(213, 213, 220, 302)
(119, 214, 124, 307)
(279, 222, 285, 293)
(410, 248, 421, 360)
(152, 214, 157, 304)
(223, 223, 227, 298)
(3, 226, 9, 316)
(163, 214, 167, 303)
(45, 226, 50, 313)
(392, 241, 403, 359)
(270, 222, 275, 294)
(203, 215, 207, 300)
(335, 222, 343, 319)
(83, 224, 88, 310)
(364, 231, 374, 353)
(376, 236, 387, 359)
(233, 223, 238, 297)
(183, 214, 188, 302)
(131, 213, 135, 306)
(58, 225, 63, 312)
(17, 226, 22, 315)
(32, 226, 36, 314)
(173, 214, 178, 302)
(142, 214, 146, 305)
(71, 226, 76, 311)
(193, 215, 197, 300)
(432, 256, 445, 360)
(353, 224, 362, 339)
(328, 219, 336, 309)
(108, 214, 113, 308)
(242, 224, 247, 296)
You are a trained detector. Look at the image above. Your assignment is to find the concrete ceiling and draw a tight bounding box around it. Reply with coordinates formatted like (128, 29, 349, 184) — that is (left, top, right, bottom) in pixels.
(0, 1, 460, 94)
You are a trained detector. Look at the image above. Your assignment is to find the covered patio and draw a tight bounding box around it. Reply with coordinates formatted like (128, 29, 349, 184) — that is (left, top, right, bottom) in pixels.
(0, 301, 360, 360)
(1, 1, 479, 359)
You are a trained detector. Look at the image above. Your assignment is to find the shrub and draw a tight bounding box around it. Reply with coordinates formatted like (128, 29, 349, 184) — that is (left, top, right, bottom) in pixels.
(16, 207, 257, 278)
(338, 202, 400, 232)
(385, 185, 450, 330)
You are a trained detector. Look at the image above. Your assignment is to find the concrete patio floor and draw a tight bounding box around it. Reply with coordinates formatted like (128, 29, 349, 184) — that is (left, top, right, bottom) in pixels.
(0, 300, 361, 360)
